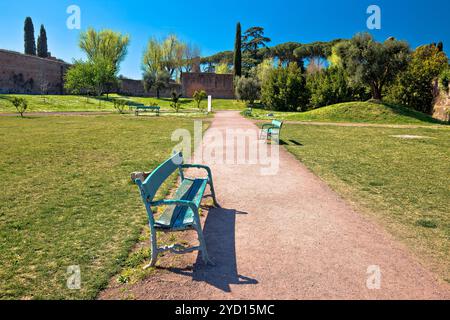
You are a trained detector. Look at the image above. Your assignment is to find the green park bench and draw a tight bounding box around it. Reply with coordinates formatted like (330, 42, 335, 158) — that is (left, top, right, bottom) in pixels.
(243, 107, 252, 116)
(134, 105, 160, 116)
(134, 152, 219, 268)
(260, 119, 284, 142)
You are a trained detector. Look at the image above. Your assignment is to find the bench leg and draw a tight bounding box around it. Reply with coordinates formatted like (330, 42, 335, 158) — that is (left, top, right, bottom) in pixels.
(194, 222, 214, 266)
(208, 179, 220, 208)
(144, 227, 158, 269)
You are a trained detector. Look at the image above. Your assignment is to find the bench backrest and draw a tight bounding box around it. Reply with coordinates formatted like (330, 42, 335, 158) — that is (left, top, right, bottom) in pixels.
(137, 105, 159, 109)
(272, 120, 283, 129)
(135, 152, 184, 202)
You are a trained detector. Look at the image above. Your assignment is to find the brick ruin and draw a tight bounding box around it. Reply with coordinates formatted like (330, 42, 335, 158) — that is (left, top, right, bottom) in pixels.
(433, 88, 450, 122)
(181, 72, 235, 99)
(0, 49, 235, 98)
(0, 49, 70, 94)
(118, 78, 182, 97)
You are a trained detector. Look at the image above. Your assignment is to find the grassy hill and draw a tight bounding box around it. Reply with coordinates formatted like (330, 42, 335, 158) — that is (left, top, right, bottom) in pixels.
(247, 101, 446, 125)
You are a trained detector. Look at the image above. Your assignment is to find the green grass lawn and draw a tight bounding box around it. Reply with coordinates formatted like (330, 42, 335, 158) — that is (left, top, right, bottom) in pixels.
(247, 101, 447, 125)
(0, 94, 246, 113)
(282, 124, 450, 281)
(0, 114, 204, 299)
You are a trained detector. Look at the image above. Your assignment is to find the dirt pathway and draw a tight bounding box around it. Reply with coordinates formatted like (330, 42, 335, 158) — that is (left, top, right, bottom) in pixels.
(100, 111, 449, 300)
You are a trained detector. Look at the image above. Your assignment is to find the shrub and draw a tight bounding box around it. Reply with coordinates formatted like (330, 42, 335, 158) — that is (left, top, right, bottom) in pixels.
(235, 76, 261, 106)
(193, 90, 207, 111)
(306, 67, 370, 109)
(386, 45, 448, 113)
(10, 97, 28, 118)
(439, 68, 450, 94)
(113, 99, 128, 114)
(170, 92, 183, 113)
(261, 62, 309, 111)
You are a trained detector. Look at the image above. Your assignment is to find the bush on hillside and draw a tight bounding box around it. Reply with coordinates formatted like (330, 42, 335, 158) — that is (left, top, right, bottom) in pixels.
(261, 62, 309, 111)
(306, 66, 370, 109)
(386, 45, 448, 114)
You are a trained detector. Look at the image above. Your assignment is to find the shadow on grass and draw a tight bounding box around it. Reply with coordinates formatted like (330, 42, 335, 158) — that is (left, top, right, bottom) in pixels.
(279, 139, 303, 146)
(167, 207, 258, 293)
(158, 98, 194, 105)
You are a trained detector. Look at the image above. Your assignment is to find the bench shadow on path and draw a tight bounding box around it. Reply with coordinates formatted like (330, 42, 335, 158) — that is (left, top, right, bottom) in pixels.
(167, 206, 258, 293)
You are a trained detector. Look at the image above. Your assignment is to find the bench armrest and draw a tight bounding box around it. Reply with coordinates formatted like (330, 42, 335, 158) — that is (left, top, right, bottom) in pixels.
(261, 123, 275, 130)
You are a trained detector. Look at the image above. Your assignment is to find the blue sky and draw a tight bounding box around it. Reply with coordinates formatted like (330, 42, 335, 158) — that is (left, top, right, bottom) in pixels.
(1, 0, 449, 79)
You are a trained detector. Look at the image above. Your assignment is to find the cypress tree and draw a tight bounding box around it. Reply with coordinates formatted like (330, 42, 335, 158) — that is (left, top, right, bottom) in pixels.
(37, 25, 48, 58)
(234, 22, 242, 77)
(24, 17, 36, 55)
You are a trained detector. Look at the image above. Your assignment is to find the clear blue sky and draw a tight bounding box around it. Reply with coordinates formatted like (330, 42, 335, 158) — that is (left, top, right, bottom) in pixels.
(1, 0, 449, 79)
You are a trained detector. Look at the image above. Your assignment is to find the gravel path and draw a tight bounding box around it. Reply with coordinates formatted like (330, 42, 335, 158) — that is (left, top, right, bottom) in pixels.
(100, 111, 449, 300)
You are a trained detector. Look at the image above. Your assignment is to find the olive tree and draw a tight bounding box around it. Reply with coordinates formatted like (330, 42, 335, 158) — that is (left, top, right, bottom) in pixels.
(336, 33, 410, 100)
(235, 77, 261, 106)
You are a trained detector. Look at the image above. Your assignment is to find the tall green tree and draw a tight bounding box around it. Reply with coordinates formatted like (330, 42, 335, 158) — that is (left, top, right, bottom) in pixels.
(234, 22, 242, 77)
(79, 28, 130, 73)
(142, 35, 187, 80)
(242, 27, 271, 58)
(24, 17, 36, 55)
(336, 33, 410, 100)
(242, 27, 271, 74)
(37, 25, 48, 58)
(294, 41, 337, 72)
(387, 44, 448, 113)
(271, 42, 302, 67)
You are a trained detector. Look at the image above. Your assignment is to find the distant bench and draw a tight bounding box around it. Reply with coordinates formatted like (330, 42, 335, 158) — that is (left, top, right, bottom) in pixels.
(260, 119, 283, 142)
(134, 105, 160, 116)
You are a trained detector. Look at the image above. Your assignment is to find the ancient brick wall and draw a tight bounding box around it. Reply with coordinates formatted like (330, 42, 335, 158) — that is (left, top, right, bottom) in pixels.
(0, 50, 234, 99)
(433, 86, 450, 122)
(118, 78, 182, 98)
(0, 49, 70, 94)
(181, 72, 234, 99)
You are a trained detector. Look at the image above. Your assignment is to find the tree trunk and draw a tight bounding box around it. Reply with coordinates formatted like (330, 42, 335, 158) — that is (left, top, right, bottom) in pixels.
(156, 89, 160, 99)
(371, 84, 382, 100)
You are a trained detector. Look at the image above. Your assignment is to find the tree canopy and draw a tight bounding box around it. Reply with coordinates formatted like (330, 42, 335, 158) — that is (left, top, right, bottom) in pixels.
(79, 28, 130, 73)
(37, 25, 48, 58)
(335, 33, 410, 100)
(24, 17, 36, 55)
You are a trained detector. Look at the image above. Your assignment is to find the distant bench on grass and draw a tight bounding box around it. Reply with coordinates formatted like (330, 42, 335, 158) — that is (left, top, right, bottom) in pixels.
(130, 104, 161, 116)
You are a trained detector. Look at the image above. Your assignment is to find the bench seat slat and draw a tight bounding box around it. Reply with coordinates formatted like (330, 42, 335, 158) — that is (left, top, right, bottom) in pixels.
(155, 178, 208, 230)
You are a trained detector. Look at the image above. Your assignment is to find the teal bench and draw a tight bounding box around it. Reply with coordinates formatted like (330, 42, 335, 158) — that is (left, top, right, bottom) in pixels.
(134, 152, 219, 268)
(135, 105, 160, 116)
(260, 120, 283, 142)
